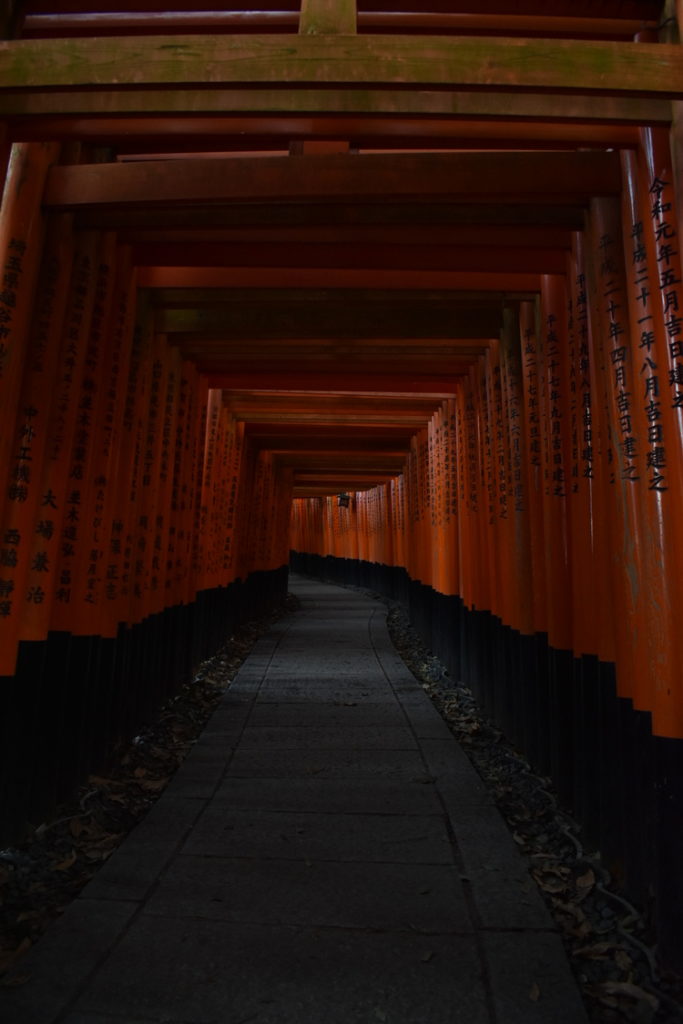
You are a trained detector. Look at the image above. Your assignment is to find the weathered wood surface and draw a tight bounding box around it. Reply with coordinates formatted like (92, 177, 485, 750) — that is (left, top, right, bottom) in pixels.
(300, 0, 356, 35)
(0, 35, 679, 96)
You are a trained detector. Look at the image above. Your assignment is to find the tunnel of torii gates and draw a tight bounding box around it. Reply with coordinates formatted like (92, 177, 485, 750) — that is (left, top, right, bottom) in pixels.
(1, 0, 683, 967)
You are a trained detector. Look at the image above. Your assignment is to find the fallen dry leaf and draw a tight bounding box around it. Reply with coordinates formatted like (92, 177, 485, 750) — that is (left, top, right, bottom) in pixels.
(0, 972, 31, 988)
(0, 937, 31, 975)
(16, 910, 42, 924)
(54, 851, 77, 872)
(614, 948, 633, 971)
(599, 981, 659, 1010)
(574, 941, 613, 960)
(576, 868, 595, 889)
(138, 778, 168, 792)
(586, 979, 660, 1023)
(551, 898, 592, 939)
(532, 868, 568, 894)
(70, 817, 97, 839)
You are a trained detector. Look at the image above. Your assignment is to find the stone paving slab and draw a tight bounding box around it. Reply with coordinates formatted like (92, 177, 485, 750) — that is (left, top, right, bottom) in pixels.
(247, 699, 409, 727)
(69, 918, 491, 1024)
(0, 900, 139, 1024)
(225, 745, 428, 779)
(212, 776, 445, 815)
(483, 930, 590, 1024)
(181, 807, 454, 863)
(238, 724, 418, 749)
(0, 575, 589, 1024)
(144, 856, 473, 931)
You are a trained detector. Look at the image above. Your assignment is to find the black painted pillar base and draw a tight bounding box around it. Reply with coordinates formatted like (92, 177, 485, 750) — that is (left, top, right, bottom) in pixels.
(0, 566, 289, 846)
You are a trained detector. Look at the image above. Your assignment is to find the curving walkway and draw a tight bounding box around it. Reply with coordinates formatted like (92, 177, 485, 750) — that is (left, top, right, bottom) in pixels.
(3, 576, 588, 1024)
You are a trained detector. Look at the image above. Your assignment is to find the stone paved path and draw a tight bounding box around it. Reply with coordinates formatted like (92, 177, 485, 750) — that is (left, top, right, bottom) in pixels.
(2, 576, 589, 1023)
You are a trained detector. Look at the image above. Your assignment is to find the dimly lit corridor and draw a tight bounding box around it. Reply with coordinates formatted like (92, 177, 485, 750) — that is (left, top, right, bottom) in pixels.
(1, 1, 683, 1019)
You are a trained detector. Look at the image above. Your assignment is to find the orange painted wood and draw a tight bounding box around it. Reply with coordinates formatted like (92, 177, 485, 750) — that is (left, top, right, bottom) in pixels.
(168, 361, 199, 607)
(197, 388, 223, 594)
(42, 152, 622, 210)
(139, 267, 542, 292)
(151, 343, 182, 614)
(538, 275, 573, 653)
(19, 230, 98, 646)
(130, 241, 568, 275)
(454, 377, 470, 611)
(50, 231, 118, 636)
(0, 142, 58, 541)
(117, 296, 156, 628)
(519, 300, 549, 636)
(565, 232, 599, 659)
(95, 252, 137, 637)
(500, 309, 533, 635)
(617, 151, 678, 721)
(20, 11, 658, 41)
(187, 371, 210, 603)
(634, 129, 683, 738)
(584, 199, 635, 687)
(0, 213, 73, 673)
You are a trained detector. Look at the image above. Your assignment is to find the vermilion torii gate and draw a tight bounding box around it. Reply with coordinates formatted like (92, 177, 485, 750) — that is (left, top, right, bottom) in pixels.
(1, 0, 683, 967)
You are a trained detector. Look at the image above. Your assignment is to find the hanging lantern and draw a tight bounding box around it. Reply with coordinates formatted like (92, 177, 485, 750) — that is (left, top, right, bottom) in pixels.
(337, 492, 350, 508)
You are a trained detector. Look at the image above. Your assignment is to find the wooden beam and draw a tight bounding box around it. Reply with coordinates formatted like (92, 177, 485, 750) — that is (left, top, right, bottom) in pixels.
(0, 35, 679, 97)
(78, 203, 587, 232)
(218, 371, 459, 393)
(230, 411, 432, 425)
(292, 486, 395, 496)
(4, 116, 644, 154)
(203, 359, 474, 377)
(157, 297, 503, 339)
(180, 339, 490, 357)
(292, 473, 401, 485)
(150, 287, 513, 306)
(131, 225, 572, 248)
(19, 0, 662, 16)
(0, 88, 669, 124)
(300, 0, 356, 35)
(254, 441, 411, 454)
(225, 392, 444, 412)
(20, 12, 659, 41)
(134, 241, 568, 274)
(42, 151, 621, 209)
(138, 267, 542, 291)
(246, 423, 416, 440)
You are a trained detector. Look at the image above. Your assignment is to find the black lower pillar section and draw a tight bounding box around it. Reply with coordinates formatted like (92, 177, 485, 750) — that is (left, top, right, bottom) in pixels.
(654, 736, 683, 973)
(596, 664, 624, 878)
(549, 646, 575, 809)
(518, 632, 539, 765)
(430, 591, 462, 686)
(573, 655, 601, 843)
(0, 565, 289, 847)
